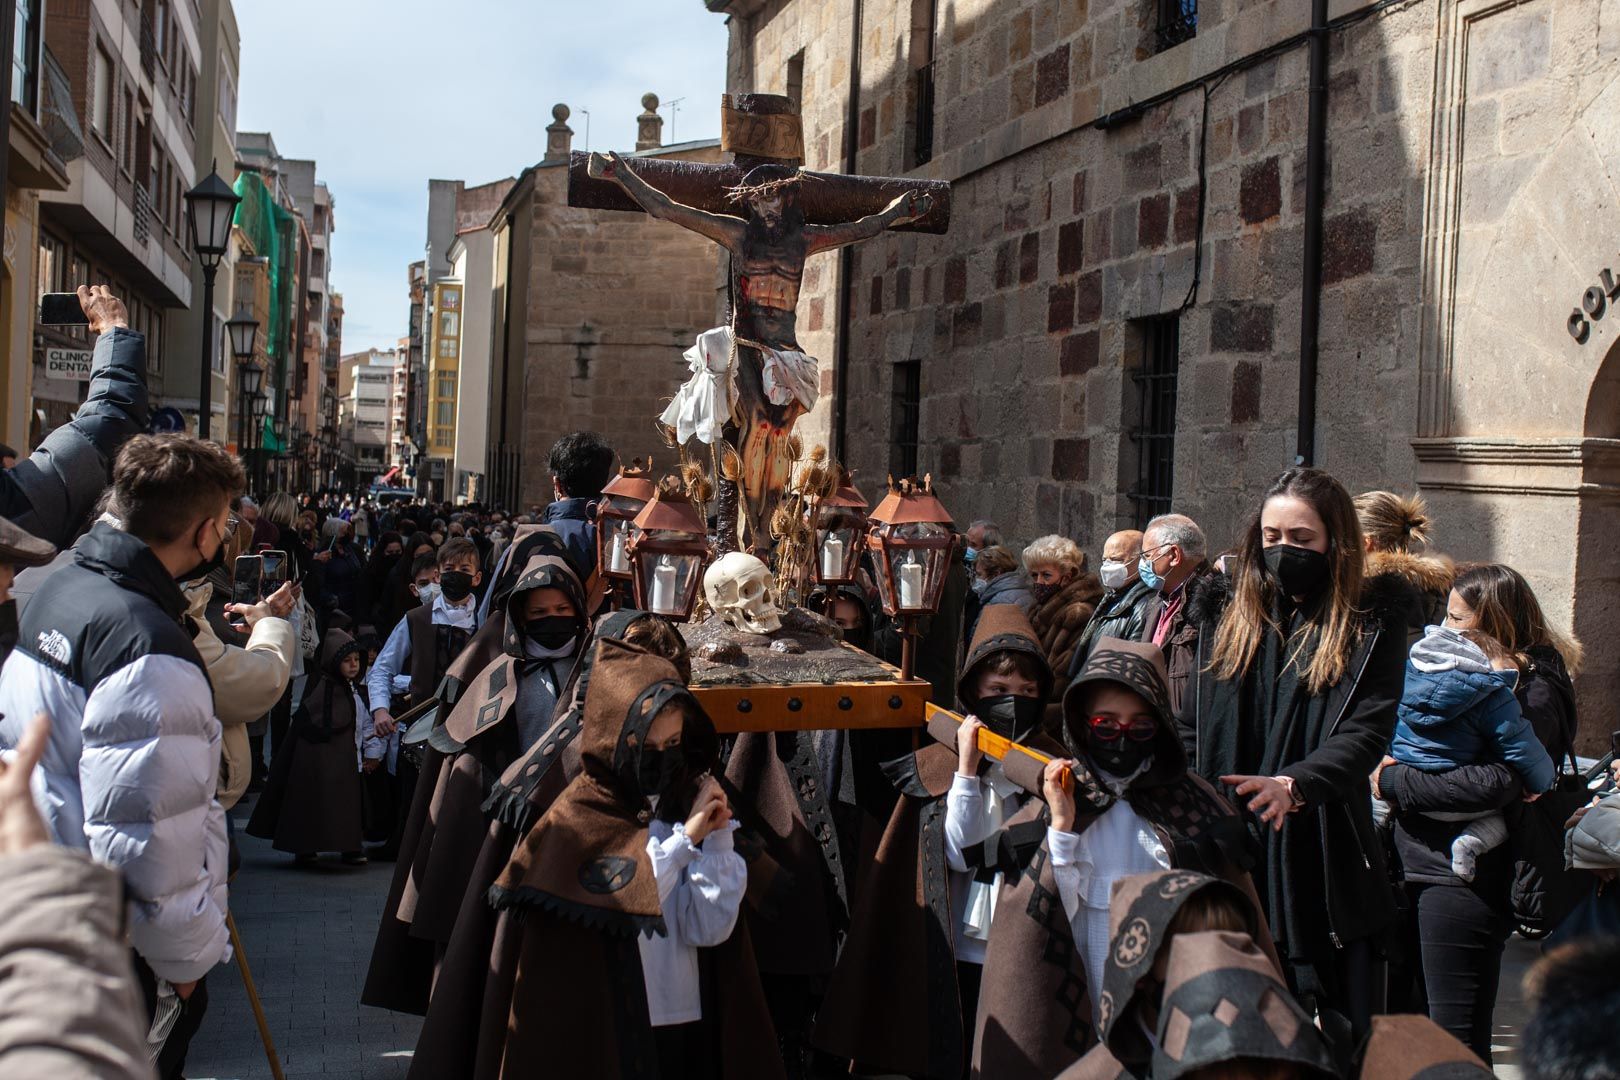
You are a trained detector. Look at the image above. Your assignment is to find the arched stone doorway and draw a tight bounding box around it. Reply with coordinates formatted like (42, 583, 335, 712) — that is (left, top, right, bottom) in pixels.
(1412, 28, 1620, 752)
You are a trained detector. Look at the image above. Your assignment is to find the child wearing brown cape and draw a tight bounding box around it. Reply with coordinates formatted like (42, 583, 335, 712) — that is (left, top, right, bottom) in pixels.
(814, 604, 1059, 1079)
(246, 629, 368, 864)
(488, 639, 784, 1080)
(406, 610, 690, 1080)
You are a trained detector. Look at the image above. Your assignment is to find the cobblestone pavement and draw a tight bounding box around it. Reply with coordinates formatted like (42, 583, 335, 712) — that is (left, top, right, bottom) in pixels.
(187, 799, 420, 1080)
(187, 797, 1539, 1079)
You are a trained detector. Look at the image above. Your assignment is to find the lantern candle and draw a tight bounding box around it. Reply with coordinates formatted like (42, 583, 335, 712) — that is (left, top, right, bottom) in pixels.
(652, 555, 679, 612)
(899, 553, 924, 609)
(609, 529, 630, 575)
(821, 536, 846, 581)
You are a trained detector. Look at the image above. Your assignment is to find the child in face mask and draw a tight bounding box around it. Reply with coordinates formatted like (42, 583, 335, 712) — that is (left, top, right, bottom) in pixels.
(488, 641, 779, 1080)
(950, 608, 1057, 968)
(819, 604, 1060, 1078)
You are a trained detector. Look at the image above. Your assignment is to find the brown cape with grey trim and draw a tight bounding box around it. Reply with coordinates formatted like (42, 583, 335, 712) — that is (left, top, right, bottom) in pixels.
(488, 639, 786, 1080)
(405, 610, 648, 1079)
(970, 638, 1264, 1079)
(360, 551, 587, 1016)
(814, 605, 1059, 1079)
(1057, 869, 1272, 1079)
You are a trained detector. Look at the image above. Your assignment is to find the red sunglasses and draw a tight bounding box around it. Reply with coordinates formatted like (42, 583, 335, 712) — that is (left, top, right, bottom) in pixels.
(1086, 715, 1158, 742)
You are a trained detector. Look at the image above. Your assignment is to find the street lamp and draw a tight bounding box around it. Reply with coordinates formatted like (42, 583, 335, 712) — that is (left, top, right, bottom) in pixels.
(226, 307, 259, 360)
(227, 307, 260, 463)
(866, 477, 956, 680)
(249, 390, 267, 494)
(183, 164, 241, 441)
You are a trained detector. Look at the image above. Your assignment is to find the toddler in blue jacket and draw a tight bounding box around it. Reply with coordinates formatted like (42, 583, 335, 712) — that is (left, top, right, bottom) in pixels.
(1378, 624, 1556, 881)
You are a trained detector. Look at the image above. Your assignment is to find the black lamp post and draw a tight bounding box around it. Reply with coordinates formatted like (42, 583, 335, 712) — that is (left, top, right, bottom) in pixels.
(183, 165, 241, 441)
(227, 307, 260, 459)
(249, 390, 267, 494)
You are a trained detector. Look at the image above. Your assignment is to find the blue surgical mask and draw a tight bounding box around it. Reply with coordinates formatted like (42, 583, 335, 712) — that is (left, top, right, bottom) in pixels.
(1138, 553, 1164, 593)
(964, 547, 978, 566)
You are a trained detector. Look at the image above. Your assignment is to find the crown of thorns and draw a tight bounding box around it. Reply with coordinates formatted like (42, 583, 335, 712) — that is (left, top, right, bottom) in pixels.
(724, 170, 812, 205)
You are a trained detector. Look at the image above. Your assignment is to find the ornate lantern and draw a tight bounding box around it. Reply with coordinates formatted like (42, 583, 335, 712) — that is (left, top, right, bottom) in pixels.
(866, 477, 955, 678)
(596, 459, 657, 583)
(811, 469, 869, 586)
(627, 481, 710, 621)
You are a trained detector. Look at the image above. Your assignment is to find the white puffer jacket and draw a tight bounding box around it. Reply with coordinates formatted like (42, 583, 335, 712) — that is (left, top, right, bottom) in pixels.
(0, 523, 230, 984)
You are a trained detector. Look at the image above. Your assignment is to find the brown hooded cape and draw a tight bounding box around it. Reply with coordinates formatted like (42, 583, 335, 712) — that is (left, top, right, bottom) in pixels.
(360, 550, 588, 1015)
(246, 630, 365, 854)
(970, 638, 1261, 1079)
(488, 639, 784, 1080)
(406, 610, 658, 1080)
(814, 605, 1059, 1079)
(1057, 869, 1272, 1079)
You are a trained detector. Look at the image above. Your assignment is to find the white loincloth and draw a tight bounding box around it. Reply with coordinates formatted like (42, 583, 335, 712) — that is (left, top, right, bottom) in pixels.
(659, 325, 820, 445)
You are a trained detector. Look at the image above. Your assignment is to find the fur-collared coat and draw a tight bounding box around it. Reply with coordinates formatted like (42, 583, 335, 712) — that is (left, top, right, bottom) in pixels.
(1365, 549, 1454, 647)
(1029, 574, 1104, 691)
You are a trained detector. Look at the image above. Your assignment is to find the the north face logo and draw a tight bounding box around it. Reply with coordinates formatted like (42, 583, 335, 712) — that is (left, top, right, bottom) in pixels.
(36, 629, 71, 666)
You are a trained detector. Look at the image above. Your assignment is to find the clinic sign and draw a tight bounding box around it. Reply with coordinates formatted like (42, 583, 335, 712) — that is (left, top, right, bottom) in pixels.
(43, 347, 92, 381)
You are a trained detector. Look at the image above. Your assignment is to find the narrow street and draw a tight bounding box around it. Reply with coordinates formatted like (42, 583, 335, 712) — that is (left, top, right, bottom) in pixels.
(188, 790, 1543, 1080)
(187, 798, 420, 1080)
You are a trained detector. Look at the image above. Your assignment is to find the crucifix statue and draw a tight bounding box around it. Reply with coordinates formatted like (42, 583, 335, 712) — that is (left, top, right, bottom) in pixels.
(571, 93, 952, 554)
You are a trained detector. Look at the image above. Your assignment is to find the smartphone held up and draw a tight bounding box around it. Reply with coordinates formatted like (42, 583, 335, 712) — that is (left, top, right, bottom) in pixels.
(39, 292, 89, 326)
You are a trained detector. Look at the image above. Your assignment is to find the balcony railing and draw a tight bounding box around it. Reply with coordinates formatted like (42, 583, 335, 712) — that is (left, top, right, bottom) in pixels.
(138, 20, 156, 79)
(133, 185, 152, 244)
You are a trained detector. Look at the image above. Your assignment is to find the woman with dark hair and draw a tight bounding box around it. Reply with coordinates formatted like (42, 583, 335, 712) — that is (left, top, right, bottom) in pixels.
(360, 531, 405, 629)
(1375, 562, 1583, 1061)
(378, 531, 436, 636)
(1179, 466, 1407, 1046)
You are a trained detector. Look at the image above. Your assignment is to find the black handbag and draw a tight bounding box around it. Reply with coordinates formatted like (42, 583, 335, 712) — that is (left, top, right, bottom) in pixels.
(1511, 749, 1596, 937)
(1545, 877, 1620, 949)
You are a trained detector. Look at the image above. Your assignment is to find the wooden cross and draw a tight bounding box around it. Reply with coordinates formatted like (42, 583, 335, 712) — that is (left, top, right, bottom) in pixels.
(568, 93, 952, 553)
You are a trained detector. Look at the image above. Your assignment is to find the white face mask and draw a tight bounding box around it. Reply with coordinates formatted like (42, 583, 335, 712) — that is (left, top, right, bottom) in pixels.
(1099, 559, 1132, 591)
(414, 583, 440, 606)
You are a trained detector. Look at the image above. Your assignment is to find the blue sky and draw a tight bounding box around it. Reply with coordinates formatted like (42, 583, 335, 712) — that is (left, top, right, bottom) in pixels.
(235, 0, 729, 351)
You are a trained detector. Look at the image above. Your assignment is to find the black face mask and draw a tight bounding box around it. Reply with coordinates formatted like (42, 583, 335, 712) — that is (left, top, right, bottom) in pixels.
(524, 614, 578, 652)
(439, 570, 475, 603)
(177, 522, 226, 583)
(1086, 736, 1154, 779)
(975, 694, 1045, 744)
(1262, 544, 1331, 598)
(1032, 582, 1062, 605)
(638, 743, 691, 810)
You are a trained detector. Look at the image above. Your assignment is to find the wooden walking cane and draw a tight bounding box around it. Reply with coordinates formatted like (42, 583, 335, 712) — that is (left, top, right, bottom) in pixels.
(226, 907, 287, 1080)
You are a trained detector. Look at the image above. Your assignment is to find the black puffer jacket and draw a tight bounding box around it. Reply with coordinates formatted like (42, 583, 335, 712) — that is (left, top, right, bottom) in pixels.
(2, 327, 147, 547)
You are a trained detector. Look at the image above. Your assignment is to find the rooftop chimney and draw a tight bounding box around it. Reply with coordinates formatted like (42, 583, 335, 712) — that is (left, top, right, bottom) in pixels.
(636, 93, 663, 151)
(545, 104, 573, 164)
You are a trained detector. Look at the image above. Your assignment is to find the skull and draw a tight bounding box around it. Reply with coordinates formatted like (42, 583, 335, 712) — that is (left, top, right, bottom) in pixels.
(703, 552, 783, 635)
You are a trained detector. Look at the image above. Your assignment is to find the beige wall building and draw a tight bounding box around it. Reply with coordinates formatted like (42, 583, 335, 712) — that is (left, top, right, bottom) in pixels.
(710, 0, 1620, 747)
(487, 101, 723, 511)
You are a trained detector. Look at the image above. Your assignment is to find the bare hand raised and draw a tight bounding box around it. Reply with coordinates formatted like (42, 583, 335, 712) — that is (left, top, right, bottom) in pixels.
(684, 774, 730, 844)
(0, 713, 51, 856)
(77, 285, 129, 334)
(1044, 759, 1077, 833)
(957, 716, 986, 777)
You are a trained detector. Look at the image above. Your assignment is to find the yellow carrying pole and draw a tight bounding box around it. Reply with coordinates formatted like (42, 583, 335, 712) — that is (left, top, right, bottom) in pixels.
(226, 909, 287, 1080)
(924, 703, 1071, 789)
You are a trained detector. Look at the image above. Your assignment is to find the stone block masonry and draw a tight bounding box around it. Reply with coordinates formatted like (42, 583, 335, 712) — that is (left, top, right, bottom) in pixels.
(714, 0, 1620, 749)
